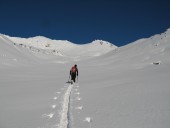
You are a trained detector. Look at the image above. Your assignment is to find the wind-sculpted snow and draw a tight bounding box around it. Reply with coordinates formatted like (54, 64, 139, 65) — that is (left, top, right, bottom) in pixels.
(0, 28, 170, 128)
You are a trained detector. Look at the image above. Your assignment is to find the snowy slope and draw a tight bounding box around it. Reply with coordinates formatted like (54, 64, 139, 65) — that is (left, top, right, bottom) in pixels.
(0, 28, 170, 128)
(0, 34, 41, 67)
(76, 28, 170, 128)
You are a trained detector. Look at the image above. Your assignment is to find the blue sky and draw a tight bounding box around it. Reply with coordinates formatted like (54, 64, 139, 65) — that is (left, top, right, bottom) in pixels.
(0, 0, 170, 46)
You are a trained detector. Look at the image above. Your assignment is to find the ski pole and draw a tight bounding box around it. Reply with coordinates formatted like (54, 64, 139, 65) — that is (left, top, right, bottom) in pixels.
(77, 75, 78, 83)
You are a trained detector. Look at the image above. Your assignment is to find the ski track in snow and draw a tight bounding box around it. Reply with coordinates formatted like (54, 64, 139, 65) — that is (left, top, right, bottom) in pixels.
(59, 84, 73, 128)
(40, 83, 90, 128)
(41, 83, 79, 128)
(58, 83, 85, 128)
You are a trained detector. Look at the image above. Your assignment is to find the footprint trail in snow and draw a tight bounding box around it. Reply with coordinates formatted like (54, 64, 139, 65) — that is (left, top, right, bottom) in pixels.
(40, 83, 76, 128)
(40, 83, 89, 128)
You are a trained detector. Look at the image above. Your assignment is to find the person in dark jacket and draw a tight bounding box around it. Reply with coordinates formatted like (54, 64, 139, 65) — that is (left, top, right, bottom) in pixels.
(70, 64, 78, 83)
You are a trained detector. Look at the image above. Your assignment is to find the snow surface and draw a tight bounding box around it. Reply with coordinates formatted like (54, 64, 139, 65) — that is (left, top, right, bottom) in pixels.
(0, 29, 170, 128)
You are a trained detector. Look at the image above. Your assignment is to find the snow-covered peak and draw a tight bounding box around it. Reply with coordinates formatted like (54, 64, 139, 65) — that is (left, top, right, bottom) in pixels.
(27, 36, 52, 43)
(84, 39, 117, 49)
(91, 39, 113, 45)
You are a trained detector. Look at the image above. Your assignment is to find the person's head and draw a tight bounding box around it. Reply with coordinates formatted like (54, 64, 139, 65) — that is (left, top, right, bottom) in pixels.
(74, 64, 77, 68)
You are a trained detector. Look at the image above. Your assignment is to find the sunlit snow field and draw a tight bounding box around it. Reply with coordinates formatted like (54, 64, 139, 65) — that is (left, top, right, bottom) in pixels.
(0, 29, 170, 128)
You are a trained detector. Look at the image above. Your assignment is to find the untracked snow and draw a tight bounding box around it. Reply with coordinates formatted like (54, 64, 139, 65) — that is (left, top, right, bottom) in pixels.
(0, 28, 170, 128)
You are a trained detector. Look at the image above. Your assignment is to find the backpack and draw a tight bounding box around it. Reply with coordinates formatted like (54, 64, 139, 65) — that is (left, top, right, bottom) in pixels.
(71, 66, 76, 73)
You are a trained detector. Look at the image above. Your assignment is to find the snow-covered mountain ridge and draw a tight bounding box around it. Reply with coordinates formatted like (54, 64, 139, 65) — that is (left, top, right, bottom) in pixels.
(0, 28, 170, 66)
(2, 34, 117, 57)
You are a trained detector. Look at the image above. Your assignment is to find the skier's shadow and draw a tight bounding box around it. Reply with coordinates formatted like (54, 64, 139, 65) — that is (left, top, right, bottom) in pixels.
(66, 81, 72, 84)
